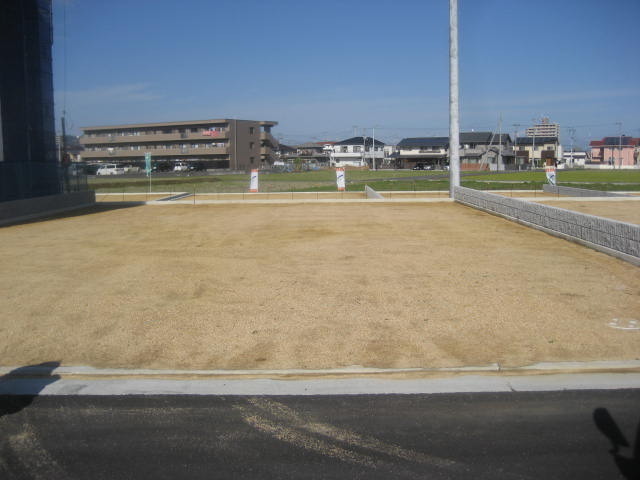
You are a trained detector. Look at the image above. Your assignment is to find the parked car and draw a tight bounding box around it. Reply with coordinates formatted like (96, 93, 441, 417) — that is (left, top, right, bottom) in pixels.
(152, 161, 173, 172)
(85, 163, 101, 175)
(96, 164, 125, 175)
(412, 164, 434, 171)
(173, 162, 191, 172)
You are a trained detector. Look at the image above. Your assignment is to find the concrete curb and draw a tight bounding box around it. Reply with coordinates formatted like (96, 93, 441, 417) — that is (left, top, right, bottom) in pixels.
(2, 362, 640, 395)
(2, 360, 639, 379)
(1, 374, 640, 396)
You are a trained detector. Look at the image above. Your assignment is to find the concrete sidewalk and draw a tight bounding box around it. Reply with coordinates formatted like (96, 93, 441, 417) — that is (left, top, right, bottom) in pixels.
(2, 361, 640, 395)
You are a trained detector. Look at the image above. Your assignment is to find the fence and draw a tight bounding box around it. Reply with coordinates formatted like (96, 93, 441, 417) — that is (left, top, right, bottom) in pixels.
(453, 186, 640, 265)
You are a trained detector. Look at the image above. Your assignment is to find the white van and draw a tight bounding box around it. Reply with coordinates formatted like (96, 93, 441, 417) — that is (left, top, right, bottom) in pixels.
(96, 164, 124, 175)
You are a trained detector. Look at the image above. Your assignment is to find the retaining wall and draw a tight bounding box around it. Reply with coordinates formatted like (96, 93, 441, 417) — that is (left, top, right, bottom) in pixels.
(542, 184, 630, 197)
(0, 190, 96, 226)
(364, 185, 384, 199)
(453, 186, 640, 265)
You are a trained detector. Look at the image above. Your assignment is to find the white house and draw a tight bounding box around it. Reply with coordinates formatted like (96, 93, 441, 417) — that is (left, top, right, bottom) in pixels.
(329, 136, 385, 168)
(561, 148, 589, 167)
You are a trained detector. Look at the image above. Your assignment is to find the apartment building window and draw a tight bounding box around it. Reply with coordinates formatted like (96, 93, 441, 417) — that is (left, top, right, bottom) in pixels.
(250, 142, 254, 149)
(249, 127, 255, 135)
(250, 157, 255, 164)
(353, 146, 361, 153)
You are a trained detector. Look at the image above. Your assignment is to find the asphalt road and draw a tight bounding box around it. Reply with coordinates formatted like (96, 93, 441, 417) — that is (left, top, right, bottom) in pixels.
(1, 390, 639, 479)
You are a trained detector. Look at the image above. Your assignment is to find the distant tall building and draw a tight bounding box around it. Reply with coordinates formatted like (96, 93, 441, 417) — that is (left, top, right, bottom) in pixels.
(0, 0, 59, 201)
(526, 118, 560, 138)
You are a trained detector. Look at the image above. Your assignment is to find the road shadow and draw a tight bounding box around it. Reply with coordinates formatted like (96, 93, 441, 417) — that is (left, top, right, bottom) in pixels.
(594, 407, 640, 479)
(0, 362, 61, 418)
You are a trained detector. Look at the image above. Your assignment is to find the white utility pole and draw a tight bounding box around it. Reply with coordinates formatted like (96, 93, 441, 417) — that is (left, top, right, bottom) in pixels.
(513, 124, 522, 170)
(449, 0, 460, 196)
(498, 113, 503, 171)
(616, 122, 623, 168)
(372, 126, 376, 171)
(568, 127, 575, 167)
(362, 129, 366, 167)
(531, 129, 536, 169)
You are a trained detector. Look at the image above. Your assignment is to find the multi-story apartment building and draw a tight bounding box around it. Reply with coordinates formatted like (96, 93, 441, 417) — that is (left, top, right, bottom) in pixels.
(526, 118, 560, 138)
(79, 119, 278, 171)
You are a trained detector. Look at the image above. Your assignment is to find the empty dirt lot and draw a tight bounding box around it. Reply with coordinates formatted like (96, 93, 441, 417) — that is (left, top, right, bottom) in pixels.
(1, 202, 638, 371)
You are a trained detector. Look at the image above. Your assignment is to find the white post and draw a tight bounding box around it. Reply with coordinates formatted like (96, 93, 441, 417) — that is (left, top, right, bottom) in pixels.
(449, 0, 460, 196)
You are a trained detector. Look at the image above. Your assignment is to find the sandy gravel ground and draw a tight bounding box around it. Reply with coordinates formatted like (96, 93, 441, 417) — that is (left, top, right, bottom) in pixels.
(96, 194, 170, 202)
(1, 203, 638, 371)
(534, 199, 640, 224)
(189, 192, 368, 201)
(493, 191, 557, 198)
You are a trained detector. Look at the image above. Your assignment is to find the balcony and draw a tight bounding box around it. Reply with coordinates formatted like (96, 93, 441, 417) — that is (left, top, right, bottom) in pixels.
(260, 131, 278, 147)
(80, 130, 229, 146)
(397, 149, 445, 157)
(332, 151, 365, 158)
(81, 146, 230, 159)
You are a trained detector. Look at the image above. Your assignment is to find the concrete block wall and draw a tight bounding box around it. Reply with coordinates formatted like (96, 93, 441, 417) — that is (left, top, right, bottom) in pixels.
(453, 186, 640, 264)
(542, 184, 630, 197)
(365, 185, 384, 199)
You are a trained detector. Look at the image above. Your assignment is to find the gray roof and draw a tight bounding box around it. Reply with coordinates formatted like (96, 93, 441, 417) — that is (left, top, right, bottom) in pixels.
(397, 137, 449, 148)
(398, 132, 511, 148)
(516, 136, 558, 145)
(295, 142, 326, 149)
(334, 136, 385, 146)
(460, 132, 511, 144)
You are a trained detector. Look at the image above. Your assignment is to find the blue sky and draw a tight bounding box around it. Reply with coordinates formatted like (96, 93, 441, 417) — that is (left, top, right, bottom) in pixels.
(52, 0, 640, 148)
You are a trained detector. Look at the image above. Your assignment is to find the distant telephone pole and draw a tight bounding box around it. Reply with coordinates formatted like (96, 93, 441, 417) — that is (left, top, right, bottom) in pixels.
(449, 0, 460, 196)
